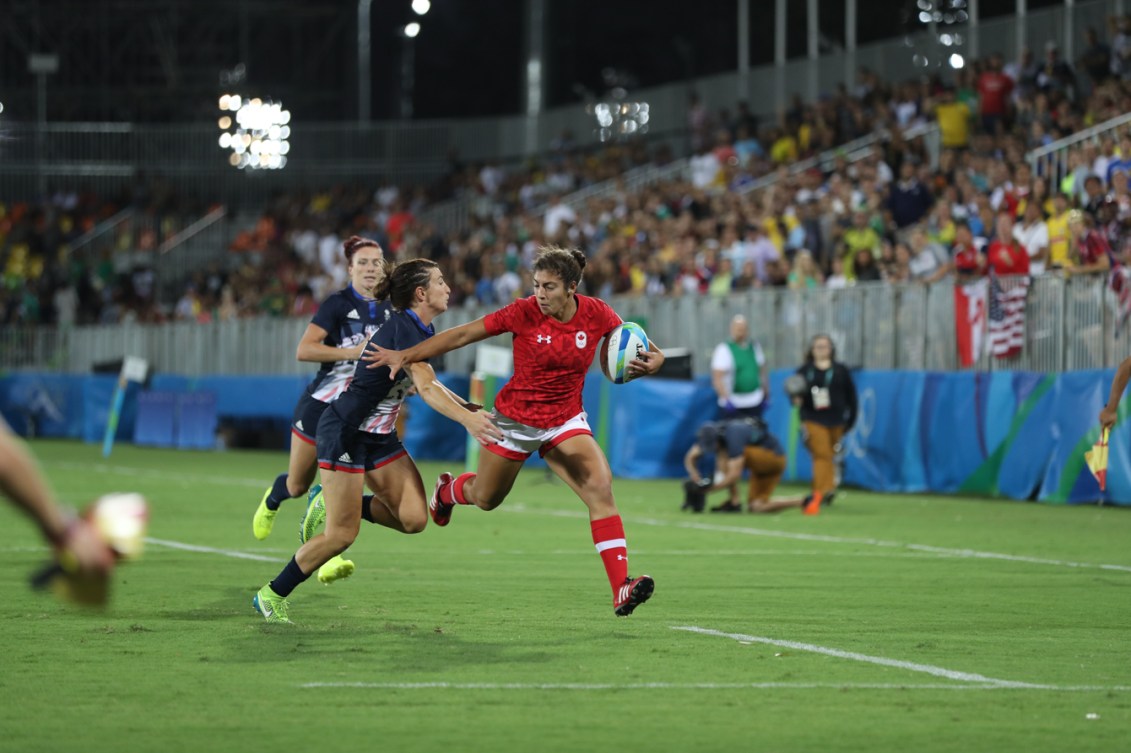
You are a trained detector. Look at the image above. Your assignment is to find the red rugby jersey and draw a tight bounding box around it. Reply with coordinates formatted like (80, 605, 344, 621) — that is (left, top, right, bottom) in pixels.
(483, 294, 622, 428)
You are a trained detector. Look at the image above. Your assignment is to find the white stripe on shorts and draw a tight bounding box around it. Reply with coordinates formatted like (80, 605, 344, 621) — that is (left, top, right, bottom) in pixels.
(595, 538, 627, 553)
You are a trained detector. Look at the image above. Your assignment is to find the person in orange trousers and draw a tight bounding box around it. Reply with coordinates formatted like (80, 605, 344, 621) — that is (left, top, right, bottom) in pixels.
(792, 334, 857, 515)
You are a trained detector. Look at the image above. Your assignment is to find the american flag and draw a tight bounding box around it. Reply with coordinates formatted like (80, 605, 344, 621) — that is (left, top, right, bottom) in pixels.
(986, 271, 1029, 359)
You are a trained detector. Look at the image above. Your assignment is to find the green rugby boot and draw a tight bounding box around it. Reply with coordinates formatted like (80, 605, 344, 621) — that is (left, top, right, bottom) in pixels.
(252, 487, 278, 540)
(252, 585, 292, 624)
(300, 484, 326, 544)
(317, 555, 356, 585)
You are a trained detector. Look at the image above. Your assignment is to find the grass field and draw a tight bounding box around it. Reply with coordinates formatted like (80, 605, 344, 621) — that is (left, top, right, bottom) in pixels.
(2, 440, 1130, 753)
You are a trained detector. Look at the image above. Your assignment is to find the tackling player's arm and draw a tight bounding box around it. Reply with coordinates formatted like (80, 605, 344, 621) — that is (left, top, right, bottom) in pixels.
(365, 319, 492, 377)
(1100, 355, 1131, 430)
(296, 323, 366, 362)
(405, 362, 502, 446)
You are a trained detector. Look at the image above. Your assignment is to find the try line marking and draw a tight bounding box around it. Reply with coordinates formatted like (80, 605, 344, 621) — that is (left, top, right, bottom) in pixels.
(45, 462, 1131, 574)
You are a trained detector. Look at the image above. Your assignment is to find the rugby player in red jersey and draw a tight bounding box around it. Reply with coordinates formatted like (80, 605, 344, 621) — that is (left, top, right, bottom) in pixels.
(366, 246, 666, 616)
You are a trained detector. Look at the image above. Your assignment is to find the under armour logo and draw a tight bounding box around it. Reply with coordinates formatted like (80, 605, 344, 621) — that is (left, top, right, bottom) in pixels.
(575, 331, 587, 349)
(338, 452, 352, 462)
(536, 334, 552, 344)
(616, 554, 626, 561)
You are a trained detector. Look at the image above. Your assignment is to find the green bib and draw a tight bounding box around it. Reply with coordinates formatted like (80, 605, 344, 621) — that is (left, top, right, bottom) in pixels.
(727, 341, 760, 394)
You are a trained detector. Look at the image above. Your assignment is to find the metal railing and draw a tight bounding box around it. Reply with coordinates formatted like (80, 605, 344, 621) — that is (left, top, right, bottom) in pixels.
(1027, 111, 1131, 188)
(2, 275, 1124, 377)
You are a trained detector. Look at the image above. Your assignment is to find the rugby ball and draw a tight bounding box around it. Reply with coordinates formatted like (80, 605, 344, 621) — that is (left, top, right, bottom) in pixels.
(600, 322, 650, 384)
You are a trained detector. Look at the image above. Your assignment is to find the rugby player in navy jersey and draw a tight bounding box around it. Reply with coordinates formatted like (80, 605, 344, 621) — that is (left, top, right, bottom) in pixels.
(252, 236, 391, 583)
(253, 259, 501, 623)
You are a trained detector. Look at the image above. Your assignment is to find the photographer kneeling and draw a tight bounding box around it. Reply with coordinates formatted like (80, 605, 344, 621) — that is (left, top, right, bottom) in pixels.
(682, 418, 806, 514)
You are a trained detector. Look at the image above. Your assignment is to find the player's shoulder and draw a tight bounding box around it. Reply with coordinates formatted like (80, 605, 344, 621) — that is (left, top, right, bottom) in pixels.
(575, 293, 619, 323)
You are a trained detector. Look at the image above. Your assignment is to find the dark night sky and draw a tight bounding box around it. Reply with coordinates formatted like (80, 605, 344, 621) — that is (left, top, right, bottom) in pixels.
(375, 0, 1067, 120)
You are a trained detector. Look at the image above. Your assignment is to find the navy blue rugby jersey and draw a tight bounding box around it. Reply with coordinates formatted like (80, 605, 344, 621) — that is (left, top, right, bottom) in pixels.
(305, 285, 393, 403)
(328, 308, 435, 435)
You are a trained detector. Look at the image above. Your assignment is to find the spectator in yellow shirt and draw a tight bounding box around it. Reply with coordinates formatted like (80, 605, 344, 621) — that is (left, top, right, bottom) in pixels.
(770, 128, 799, 165)
(933, 88, 971, 150)
(841, 210, 882, 278)
(1045, 192, 1072, 269)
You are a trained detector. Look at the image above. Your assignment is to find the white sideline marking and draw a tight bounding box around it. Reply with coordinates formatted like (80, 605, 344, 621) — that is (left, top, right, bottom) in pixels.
(145, 537, 286, 563)
(43, 463, 1131, 574)
(299, 680, 1131, 692)
(673, 626, 1038, 688)
(522, 511, 1131, 574)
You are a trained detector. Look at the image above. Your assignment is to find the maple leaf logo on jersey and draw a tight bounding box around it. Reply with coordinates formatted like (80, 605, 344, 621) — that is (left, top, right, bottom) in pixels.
(575, 332, 587, 349)
(536, 334, 552, 344)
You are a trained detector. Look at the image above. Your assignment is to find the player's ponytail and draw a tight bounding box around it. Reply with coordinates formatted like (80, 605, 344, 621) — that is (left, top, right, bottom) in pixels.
(533, 245, 586, 290)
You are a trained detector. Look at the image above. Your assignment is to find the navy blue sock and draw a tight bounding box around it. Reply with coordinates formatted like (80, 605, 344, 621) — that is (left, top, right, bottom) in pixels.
(265, 473, 290, 510)
(361, 494, 376, 523)
(269, 556, 311, 598)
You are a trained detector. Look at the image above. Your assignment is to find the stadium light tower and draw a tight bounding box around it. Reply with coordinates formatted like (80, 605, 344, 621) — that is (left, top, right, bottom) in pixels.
(411, 0, 430, 15)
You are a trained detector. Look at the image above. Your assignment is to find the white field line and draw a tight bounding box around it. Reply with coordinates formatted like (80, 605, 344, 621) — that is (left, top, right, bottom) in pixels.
(298, 680, 1131, 692)
(145, 537, 286, 563)
(40, 463, 1131, 574)
(673, 626, 1038, 688)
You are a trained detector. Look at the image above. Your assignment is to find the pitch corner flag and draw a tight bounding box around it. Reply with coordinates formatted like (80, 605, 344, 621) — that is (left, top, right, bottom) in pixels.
(1085, 428, 1110, 491)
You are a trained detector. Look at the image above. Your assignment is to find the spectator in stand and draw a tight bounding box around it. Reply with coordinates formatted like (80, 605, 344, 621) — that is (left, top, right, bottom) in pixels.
(888, 159, 934, 229)
(952, 221, 986, 282)
(543, 193, 577, 239)
(977, 53, 1014, 134)
(1066, 210, 1114, 277)
(907, 225, 951, 284)
(1046, 191, 1073, 270)
(1078, 27, 1111, 86)
(1013, 200, 1050, 276)
(788, 250, 823, 290)
(933, 87, 971, 150)
(1037, 41, 1076, 96)
(1105, 134, 1131, 186)
(986, 212, 1031, 276)
(841, 209, 882, 278)
(1083, 175, 1108, 219)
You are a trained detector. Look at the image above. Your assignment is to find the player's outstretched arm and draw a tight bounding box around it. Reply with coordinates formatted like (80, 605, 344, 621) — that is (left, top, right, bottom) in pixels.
(1100, 356, 1131, 430)
(0, 419, 114, 575)
(365, 318, 492, 377)
(407, 363, 503, 447)
(627, 340, 666, 379)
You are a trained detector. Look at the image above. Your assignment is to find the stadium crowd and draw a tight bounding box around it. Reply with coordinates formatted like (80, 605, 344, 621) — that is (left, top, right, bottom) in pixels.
(4, 24, 1131, 327)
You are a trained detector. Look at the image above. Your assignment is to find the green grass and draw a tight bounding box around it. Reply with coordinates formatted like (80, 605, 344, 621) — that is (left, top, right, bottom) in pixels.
(3, 440, 1130, 753)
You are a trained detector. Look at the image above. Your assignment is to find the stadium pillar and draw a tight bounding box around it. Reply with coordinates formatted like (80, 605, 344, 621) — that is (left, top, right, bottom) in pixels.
(523, 0, 546, 155)
(1064, 0, 1074, 63)
(774, 0, 786, 115)
(968, 0, 979, 59)
(1017, 0, 1027, 61)
(358, 0, 372, 123)
(807, 0, 819, 103)
(737, 0, 750, 99)
(846, 0, 857, 92)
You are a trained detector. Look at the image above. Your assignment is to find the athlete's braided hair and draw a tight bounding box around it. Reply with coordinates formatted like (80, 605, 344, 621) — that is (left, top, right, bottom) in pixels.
(380, 258, 440, 310)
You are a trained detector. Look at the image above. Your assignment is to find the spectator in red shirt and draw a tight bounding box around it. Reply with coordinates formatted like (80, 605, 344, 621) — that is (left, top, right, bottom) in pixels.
(977, 53, 1014, 134)
(985, 212, 1030, 276)
(952, 220, 986, 282)
(1066, 210, 1114, 277)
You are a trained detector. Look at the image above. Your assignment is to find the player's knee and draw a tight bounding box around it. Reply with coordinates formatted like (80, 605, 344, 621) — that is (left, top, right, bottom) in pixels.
(399, 511, 427, 534)
(322, 526, 358, 553)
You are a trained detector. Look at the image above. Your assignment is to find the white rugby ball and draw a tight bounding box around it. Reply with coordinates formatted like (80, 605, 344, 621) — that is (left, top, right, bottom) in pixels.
(600, 322, 650, 384)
